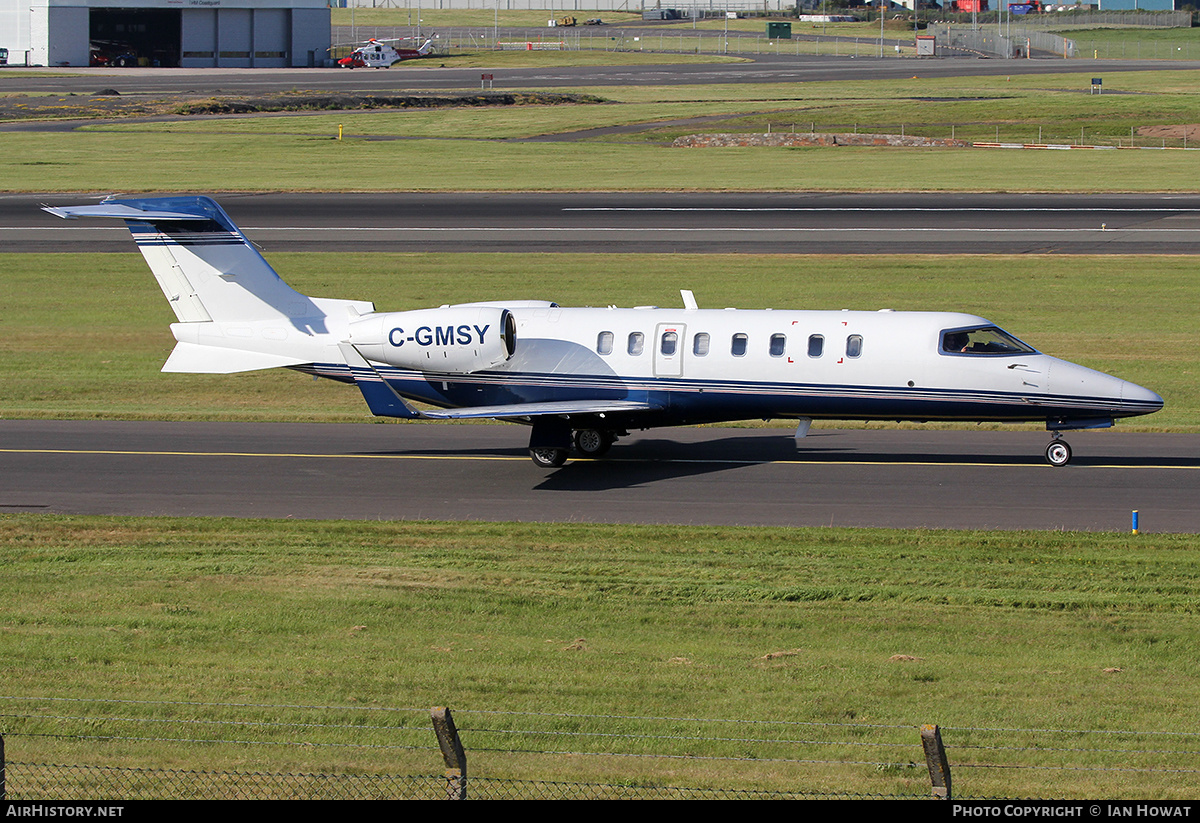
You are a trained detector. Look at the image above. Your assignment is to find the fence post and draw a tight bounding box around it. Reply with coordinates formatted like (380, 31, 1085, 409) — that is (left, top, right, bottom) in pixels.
(920, 724, 951, 799)
(431, 707, 467, 800)
(1, 733, 5, 800)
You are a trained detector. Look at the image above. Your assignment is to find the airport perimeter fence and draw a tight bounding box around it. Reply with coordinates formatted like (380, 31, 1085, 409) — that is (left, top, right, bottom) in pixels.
(3, 696, 1200, 800)
(330, 25, 923, 59)
(983, 10, 1191, 29)
(927, 24, 1074, 58)
(331, 10, 1200, 62)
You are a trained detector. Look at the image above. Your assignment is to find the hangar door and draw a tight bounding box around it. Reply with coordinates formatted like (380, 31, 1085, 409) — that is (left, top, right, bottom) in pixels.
(181, 8, 292, 68)
(90, 8, 182, 67)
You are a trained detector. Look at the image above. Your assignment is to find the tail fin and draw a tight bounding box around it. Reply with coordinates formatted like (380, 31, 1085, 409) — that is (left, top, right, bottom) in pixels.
(45, 196, 373, 373)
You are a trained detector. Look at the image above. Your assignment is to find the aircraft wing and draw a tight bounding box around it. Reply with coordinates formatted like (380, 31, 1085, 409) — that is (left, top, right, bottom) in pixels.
(338, 342, 659, 421)
(421, 400, 659, 420)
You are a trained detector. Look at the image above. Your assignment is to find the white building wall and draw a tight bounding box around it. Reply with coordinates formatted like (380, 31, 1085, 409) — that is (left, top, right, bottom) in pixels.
(0, 0, 32, 64)
(2, 0, 329, 67)
(29, 3, 89, 66)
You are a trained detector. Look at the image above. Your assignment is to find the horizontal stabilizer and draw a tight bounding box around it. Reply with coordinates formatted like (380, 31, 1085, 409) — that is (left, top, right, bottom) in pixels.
(162, 342, 308, 374)
(42, 203, 211, 221)
(422, 399, 658, 420)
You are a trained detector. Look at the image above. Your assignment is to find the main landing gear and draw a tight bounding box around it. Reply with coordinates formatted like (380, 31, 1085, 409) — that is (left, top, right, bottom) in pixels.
(529, 446, 570, 468)
(1045, 434, 1072, 467)
(573, 428, 616, 458)
(527, 424, 620, 467)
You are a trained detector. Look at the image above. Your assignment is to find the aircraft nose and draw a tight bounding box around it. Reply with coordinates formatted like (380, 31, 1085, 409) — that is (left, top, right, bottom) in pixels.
(1123, 380, 1164, 413)
(1049, 359, 1163, 418)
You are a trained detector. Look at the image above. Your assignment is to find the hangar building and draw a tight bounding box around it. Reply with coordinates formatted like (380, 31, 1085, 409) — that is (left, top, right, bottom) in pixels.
(1, 0, 330, 67)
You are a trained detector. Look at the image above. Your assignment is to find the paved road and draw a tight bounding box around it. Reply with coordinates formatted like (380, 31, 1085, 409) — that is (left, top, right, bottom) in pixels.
(10, 191, 1200, 254)
(4, 57, 1196, 94)
(1, 420, 1195, 532)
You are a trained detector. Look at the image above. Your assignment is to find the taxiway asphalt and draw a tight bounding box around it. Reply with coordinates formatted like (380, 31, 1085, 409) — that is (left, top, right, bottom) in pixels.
(5, 57, 1198, 95)
(1, 420, 1196, 532)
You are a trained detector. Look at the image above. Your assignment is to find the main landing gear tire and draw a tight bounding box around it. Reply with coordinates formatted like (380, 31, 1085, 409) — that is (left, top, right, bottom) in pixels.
(529, 447, 569, 468)
(573, 428, 614, 458)
(1045, 440, 1072, 467)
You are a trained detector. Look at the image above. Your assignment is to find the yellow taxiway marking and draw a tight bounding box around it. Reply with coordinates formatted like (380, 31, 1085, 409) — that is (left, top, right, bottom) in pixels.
(0, 447, 1193, 471)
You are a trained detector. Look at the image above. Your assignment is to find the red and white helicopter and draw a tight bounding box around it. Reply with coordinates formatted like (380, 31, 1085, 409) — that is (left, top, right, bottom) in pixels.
(337, 37, 436, 68)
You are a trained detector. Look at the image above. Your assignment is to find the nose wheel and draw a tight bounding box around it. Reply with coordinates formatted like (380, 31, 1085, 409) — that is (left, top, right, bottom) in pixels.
(1045, 438, 1072, 467)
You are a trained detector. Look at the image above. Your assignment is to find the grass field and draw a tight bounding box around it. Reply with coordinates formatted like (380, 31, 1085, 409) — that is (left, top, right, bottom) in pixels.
(5, 71, 1200, 191)
(3, 514, 1200, 798)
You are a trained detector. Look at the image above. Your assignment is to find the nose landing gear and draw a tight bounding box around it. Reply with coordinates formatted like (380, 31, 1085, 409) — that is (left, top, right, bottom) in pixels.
(1045, 435, 1072, 467)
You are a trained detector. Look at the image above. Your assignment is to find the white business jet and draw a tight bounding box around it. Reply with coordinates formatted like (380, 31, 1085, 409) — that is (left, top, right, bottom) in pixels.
(44, 196, 1163, 468)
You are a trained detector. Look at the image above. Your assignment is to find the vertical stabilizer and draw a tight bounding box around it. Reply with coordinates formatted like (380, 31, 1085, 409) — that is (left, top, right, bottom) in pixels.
(44, 196, 375, 373)
(44, 196, 316, 324)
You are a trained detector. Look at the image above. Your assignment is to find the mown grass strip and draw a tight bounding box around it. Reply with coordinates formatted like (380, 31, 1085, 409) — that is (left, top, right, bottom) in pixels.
(2, 514, 1199, 796)
(5, 71, 1200, 191)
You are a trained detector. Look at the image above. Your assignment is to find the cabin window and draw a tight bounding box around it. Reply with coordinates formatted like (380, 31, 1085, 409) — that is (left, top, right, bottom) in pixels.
(769, 334, 787, 357)
(731, 333, 748, 357)
(808, 334, 824, 358)
(846, 335, 863, 358)
(627, 332, 645, 356)
(661, 331, 678, 356)
(597, 331, 613, 355)
(693, 333, 710, 357)
(941, 326, 1037, 356)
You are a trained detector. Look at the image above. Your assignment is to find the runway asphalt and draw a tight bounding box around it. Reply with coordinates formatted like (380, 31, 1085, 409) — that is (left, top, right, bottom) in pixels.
(1, 420, 1195, 532)
(10, 191, 1200, 254)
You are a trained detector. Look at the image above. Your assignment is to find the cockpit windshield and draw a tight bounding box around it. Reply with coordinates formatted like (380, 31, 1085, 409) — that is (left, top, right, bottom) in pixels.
(940, 326, 1037, 356)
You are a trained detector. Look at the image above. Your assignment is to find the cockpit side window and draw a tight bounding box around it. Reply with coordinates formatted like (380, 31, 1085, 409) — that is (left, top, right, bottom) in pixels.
(940, 326, 1037, 356)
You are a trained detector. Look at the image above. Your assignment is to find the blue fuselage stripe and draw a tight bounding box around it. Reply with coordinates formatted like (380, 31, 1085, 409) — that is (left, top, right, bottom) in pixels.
(292, 363, 1155, 424)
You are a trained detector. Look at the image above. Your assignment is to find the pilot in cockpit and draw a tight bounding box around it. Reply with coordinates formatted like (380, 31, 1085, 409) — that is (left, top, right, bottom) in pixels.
(942, 332, 969, 353)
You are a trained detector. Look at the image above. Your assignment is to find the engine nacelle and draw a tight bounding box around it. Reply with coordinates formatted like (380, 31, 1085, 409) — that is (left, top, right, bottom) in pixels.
(349, 306, 516, 374)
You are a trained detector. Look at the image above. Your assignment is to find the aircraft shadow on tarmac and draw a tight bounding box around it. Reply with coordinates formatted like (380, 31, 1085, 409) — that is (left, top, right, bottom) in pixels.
(357, 431, 1198, 493)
